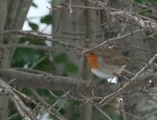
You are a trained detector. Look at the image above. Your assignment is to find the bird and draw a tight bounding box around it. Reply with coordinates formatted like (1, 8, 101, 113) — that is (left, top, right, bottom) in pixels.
(86, 48, 133, 79)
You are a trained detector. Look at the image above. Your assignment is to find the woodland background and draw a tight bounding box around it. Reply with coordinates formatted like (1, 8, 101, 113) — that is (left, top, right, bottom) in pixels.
(0, 0, 157, 120)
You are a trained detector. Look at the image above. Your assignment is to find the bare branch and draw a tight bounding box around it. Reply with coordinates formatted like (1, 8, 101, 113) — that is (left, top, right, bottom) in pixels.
(2, 30, 84, 51)
(0, 79, 37, 120)
(0, 68, 153, 98)
(82, 29, 142, 54)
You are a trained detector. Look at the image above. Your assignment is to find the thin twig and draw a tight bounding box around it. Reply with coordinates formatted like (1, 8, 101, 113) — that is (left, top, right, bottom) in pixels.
(82, 29, 142, 54)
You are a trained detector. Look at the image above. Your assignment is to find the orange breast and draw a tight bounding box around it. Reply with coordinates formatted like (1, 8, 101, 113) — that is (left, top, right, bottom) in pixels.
(87, 53, 99, 69)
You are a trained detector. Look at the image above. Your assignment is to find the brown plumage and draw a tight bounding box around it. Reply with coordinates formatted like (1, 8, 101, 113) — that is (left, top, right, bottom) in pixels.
(86, 48, 133, 78)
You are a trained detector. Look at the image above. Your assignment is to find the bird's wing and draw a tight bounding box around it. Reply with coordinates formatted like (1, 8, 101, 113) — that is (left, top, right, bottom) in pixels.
(94, 48, 131, 65)
(103, 55, 130, 65)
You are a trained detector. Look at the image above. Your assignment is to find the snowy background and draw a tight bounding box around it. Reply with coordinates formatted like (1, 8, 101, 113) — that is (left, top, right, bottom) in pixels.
(23, 0, 51, 34)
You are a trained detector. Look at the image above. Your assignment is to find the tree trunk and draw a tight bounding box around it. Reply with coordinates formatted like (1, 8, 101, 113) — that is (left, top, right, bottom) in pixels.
(0, 1, 32, 119)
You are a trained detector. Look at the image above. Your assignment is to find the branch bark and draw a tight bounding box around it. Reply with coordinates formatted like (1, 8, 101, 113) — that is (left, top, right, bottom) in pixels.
(0, 0, 8, 119)
(0, 68, 153, 98)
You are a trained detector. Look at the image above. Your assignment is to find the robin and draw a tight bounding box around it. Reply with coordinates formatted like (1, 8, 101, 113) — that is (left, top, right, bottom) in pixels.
(86, 48, 133, 79)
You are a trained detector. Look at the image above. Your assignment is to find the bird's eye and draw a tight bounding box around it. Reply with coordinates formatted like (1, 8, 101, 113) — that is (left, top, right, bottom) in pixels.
(91, 52, 94, 55)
